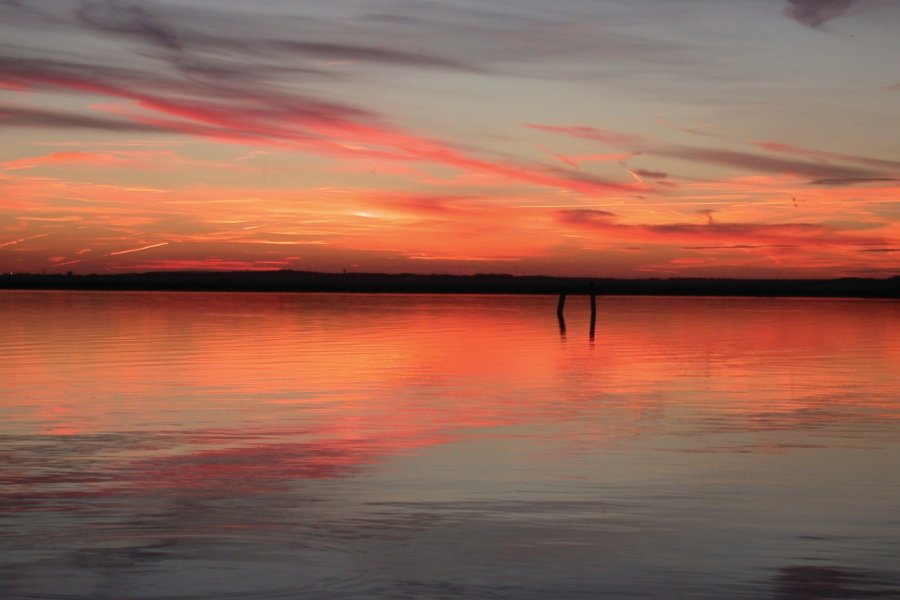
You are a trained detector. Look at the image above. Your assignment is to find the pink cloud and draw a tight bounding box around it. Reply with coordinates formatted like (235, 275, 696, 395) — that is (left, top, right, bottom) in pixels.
(2, 59, 628, 195)
(0, 149, 187, 171)
(2, 150, 119, 171)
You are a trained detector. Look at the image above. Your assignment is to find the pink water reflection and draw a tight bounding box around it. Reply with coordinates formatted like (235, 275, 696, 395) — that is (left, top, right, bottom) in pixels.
(2, 291, 900, 599)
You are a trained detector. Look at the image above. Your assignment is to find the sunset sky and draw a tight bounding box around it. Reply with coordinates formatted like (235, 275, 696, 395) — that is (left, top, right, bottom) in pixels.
(1, 0, 898, 277)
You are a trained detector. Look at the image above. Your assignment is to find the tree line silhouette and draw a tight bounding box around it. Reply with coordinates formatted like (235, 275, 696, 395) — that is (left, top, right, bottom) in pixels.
(1, 270, 897, 298)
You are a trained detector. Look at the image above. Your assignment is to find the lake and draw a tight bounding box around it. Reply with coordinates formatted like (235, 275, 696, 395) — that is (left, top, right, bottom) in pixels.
(1, 291, 898, 599)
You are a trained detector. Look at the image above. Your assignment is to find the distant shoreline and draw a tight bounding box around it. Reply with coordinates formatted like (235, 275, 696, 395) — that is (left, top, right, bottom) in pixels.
(1, 270, 897, 298)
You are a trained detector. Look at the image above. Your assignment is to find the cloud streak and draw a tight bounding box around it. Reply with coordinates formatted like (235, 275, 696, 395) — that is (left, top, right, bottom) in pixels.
(108, 241, 169, 256)
(74, 1, 484, 74)
(556, 209, 886, 248)
(1, 45, 626, 195)
(809, 177, 900, 187)
(784, 0, 856, 28)
(658, 147, 881, 180)
(0, 105, 164, 132)
(531, 124, 900, 184)
(0, 233, 49, 248)
(78, 0, 184, 51)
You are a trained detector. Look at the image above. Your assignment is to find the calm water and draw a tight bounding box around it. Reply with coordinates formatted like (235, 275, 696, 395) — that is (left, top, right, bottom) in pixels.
(1, 291, 899, 599)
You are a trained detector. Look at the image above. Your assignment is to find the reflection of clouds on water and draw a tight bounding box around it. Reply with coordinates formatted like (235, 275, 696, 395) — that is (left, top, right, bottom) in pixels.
(0, 427, 456, 511)
(773, 565, 900, 599)
(692, 393, 900, 434)
(0, 433, 374, 599)
(1, 293, 899, 598)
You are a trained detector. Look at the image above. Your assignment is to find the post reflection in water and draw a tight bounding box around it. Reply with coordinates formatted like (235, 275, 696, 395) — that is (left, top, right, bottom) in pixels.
(556, 292, 566, 338)
(1, 291, 899, 599)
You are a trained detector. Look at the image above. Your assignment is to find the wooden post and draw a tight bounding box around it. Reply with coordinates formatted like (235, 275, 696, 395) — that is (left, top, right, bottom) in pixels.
(557, 292, 567, 335)
(589, 284, 597, 340)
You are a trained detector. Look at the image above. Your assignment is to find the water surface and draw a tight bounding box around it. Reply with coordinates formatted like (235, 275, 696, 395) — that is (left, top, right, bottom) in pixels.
(2, 292, 899, 599)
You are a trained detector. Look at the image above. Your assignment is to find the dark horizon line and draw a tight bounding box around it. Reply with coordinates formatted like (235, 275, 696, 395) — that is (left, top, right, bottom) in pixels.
(1, 269, 897, 298)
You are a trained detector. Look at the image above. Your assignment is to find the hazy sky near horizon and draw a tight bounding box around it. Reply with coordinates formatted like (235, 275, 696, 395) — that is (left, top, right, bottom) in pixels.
(1, 0, 898, 277)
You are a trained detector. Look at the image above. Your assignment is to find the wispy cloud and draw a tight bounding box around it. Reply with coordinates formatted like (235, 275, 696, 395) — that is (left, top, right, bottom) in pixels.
(109, 241, 169, 256)
(531, 123, 900, 184)
(809, 177, 900, 187)
(658, 147, 880, 180)
(1, 44, 625, 195)
(266, 41, 482, 72)
(0, 105, 164, 132)
(784, 0, 856, 28)
(72, 0, 484, 72)
(77, 1, 184, 51)
(0, 149, 190, 170)
(751, 140, 900, 172)
(0, 233, 49, 248)
(556, 209, 618, 224)
(556, 209, 885, 248)
(529, 124, 650, 146)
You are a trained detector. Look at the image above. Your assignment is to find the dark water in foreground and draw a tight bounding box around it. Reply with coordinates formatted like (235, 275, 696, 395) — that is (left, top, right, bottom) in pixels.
(1, 292, 898, 599)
